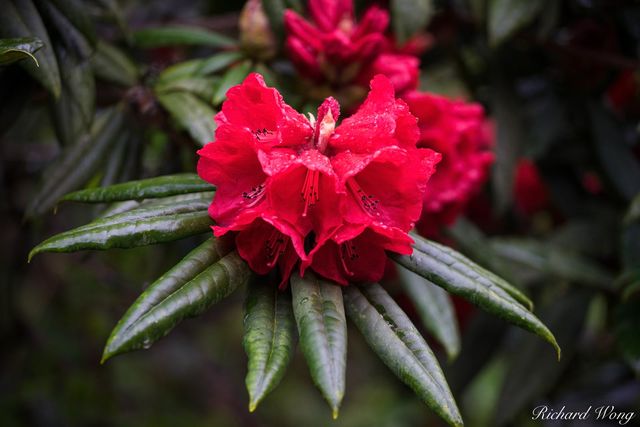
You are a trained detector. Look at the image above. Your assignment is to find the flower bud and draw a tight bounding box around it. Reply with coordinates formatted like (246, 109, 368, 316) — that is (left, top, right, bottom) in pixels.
(239, 0, 276, 60)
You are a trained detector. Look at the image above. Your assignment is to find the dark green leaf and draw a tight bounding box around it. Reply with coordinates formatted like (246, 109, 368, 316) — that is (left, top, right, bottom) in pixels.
(197, 50, 245, 75)
(103, 249, 248, 361)
(0, 37, 42, 65)
(344, 284, 463, 427)
(243, 282, 297, 411)
(91, 41, 138, 86)
(0, 0, 61, 97)
(47, 0, 97, 45)
(615, 298, 640, 375)
(155, 76, 218, 103)
(35, 0, 93, 59)
(411, 232, 533, 310)
(26, 106, 124, 218)
(290, 272, 347, 418)
(391, 0, 433, 44)
(262, 0, 286, 40)
(625, 193, 640, 225)
(494, 293, 590, 426)
(133, 26, 237, 48)
(62, 173, 212, 203)
(488, 0, 545, 46)
(50, 44, 95, 146)
(212, 59, 253, 105)
(490, 238, 614, 289)
(397, 266, 460, 361)
(590, 104, 640, 201)
(29, 210, 212, 260)
(157, 91, 217, 146)
(391, 240, 561, 359)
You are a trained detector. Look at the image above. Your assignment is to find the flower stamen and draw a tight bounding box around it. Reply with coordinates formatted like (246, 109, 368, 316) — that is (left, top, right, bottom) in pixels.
(339, 242, 358, 276)
(301, 169, 320, 217)
(265, 229, 288, 267)
(253, 128, 277, 144)
(242, 183, 266, 207)
(346, 178, 380, 217)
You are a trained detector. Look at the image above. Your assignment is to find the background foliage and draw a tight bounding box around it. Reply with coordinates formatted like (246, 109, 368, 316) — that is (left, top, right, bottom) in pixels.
(1, 0, 639, 426)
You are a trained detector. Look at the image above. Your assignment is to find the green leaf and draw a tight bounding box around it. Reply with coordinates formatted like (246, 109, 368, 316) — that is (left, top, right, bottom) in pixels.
(494, 293, 590, 426)
(35, 0, 94, 59)
(48, 0, 97, 45)
(91, 40, 138, 86)
(290, 272, 347, 418)
(99, 191, 215, 219)
(243, 282, 297, 411)
(615, 298, 640, 375)
(0, 0, 61, 97)
(490, 238, 614, 289)
(344, 284, 463, 427)
(50, 44, 95, 146)
(212, 59, 253, 105)
(133, 26, 237, 48)
(590, 103, 640, 201)
(262, 0, 286, 40)
(102, 249, 249, 361)
(29, 210, 212, 260)
(197, 50, 245, 75)
(0, 37, 42, 65)
(391, 240, 561, 359)
(488, 0, 545, 46)
(397, 266, 460, 361)
(156, 76, 218, 103)
(62, 173, 212, 203)
(625, 193, 640, 225)
(157, 91, 217, 146)
(411, 232, 533, 310)
(391, 0, 433, 44)
(26, 106, 124, 218)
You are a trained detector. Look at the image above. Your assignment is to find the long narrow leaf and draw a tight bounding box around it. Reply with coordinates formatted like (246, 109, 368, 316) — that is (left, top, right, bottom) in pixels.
(344, 284, 463, 427)
(290, 272, 347, 418)
(397, 266, 460, 361)
(29, 210, 212, 260)
(133, 26, 237, 48)
(391, 246, 561, 359)
(102, 249, 249, 361)
(243, 282, 297, 411)
(157, 91, 217, 146)
(0, 37, 42, 65)
(62, 173, 213, 203)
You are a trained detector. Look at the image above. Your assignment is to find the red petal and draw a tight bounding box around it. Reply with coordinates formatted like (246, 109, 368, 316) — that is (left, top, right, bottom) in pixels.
(308, 0, 353, 32)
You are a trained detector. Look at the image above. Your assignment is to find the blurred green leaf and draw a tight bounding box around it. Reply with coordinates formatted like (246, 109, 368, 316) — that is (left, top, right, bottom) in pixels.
(26, 106, 124, 218)
(154, 52, 245, 85)
(0, 0, 61, 97)
(0, 37, 42, 65)
(625, 193, 640, 224)
(291, 272, 347, 418)
(133, 26, 237, 48)
(47, 0, 97, 45)
(243, 282, 297, 411)
(156, 76, 218, 103)
(103, 249, 248, 361)
(63, 173, 212, 203)
(391, 0, 433, 44)
(590, 103, 640, 201)
(50, 44, 95, 146)
(392, 238, 560, 359)
(494, 293, 590, 426)
(91, 41, 138, 86)
(157, 91, 217, 146)
(262, 0, 286, 40)
(488, 0, 545, 46)
(29, 209, 212, 259)
(212, 59, 253, 105)
(615, 299, 640, 375)
(35, 0, 94, 59)
(397, 266, 460, 361)
(490, 238, 614, 289)
(344, 284, 463, 427)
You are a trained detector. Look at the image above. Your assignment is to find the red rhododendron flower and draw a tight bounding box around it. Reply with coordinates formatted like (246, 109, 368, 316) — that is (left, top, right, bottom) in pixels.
(403, 91, 494, 237)
(198, 73, 440, 286)
(284, 0, 419, 95)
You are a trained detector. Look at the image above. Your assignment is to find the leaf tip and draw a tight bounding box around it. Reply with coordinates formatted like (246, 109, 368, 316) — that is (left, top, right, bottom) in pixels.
(332, 408, 339, 420)
(248, 401, 257, 413)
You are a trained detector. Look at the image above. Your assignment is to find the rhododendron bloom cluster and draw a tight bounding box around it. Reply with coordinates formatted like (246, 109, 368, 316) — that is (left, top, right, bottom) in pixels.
(403, 91, 494, 236)
(197, 73, 440, 286)
(284, 0, 419, 95)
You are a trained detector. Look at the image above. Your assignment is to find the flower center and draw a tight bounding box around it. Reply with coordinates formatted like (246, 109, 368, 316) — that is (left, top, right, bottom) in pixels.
(242, 183, 266, 207)
(346, 178, 380, 217)
(253, 128, 277, 144)
(265, 229, 288, 268)
(339, 242, 358, 276)
(301, 169, 320, 217)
